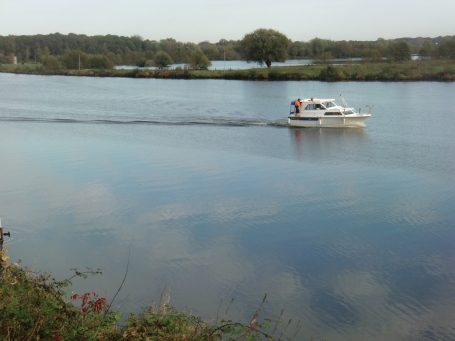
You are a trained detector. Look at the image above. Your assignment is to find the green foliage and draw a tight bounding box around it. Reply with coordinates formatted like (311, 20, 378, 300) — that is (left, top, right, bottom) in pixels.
(268, 68, 280, 80)
(61, 51, 113, 70)
(0, 249, 118, 341)
(154, 51, 174, 68)
(419, 41, 433, 59)
(362, 49, 382, 62)
(438, 39, 455, 59)
(0, 248, 300, 341)
(88, 54, 114, 69)
(187, 50, 212, 70)
(0, 53, 8, 64)
(319, 65, 341, 80)
(1, 33, 455, 70)
(389, 41, 411, 62)
(241, 28, 289, 67)
(122, 291, 301, 341)
(62, 50, 89, 69)
(41, 55, 60, 70)
(2, 55, 454, 81)
(136, 57, 147, 67)
(313, 51, 334, 64)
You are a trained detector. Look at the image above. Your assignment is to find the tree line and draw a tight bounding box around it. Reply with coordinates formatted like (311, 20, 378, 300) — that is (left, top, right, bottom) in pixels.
(1, 31, 454, 69)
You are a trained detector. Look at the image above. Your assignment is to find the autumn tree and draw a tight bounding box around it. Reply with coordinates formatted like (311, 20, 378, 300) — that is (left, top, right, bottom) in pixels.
(187, 50, 211, 70)
(241, 28, 289, 67)
(154, 51, 173, 69)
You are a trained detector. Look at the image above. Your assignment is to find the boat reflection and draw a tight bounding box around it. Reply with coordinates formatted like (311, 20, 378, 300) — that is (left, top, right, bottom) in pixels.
(289, 127, 368, 161)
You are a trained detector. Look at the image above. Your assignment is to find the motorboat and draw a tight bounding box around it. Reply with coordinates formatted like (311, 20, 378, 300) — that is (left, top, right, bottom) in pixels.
(288, 97, 372, 127)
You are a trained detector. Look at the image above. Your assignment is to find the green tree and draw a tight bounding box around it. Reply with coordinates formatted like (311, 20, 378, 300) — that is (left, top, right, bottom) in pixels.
(62, 50, 88, 69)
(24, 48, 30, 62)
(240, 28, 289, 68)
(314, 51, 334, 64)
(199, 43, 220, 60)
(88, 54, 114, 69)
(389, 41, 411, 62)
(418, 41, 433, 59)
(136, 58, 147, 67)
(438, 39, 455, 59)
(187, 50, 211, 70)
(41, 55, 59, 69)
(154, 51, 173, 69)
(362, 48, 382, 62)
(334, 41, 353, 58)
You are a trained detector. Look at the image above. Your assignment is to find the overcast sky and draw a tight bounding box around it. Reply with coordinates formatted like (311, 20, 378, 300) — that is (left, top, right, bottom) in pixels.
(1, 0, 454, 43)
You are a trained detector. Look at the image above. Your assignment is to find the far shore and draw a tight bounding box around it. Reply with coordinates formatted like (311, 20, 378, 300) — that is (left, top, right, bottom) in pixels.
(1, 60, 454, 81)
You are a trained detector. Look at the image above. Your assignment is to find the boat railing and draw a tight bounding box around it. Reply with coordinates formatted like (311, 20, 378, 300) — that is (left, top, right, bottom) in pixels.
(340, 95, 348, 108)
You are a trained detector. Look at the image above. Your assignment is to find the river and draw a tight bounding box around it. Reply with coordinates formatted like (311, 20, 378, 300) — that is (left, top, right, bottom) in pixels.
(0, 73, 454, 341)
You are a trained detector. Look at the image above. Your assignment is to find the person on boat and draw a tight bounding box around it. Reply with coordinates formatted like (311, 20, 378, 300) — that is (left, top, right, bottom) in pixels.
(295, 98, 301, 114)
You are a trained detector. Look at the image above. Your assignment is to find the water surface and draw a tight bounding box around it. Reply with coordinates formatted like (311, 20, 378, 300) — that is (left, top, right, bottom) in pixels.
(0, 74, 454, 341)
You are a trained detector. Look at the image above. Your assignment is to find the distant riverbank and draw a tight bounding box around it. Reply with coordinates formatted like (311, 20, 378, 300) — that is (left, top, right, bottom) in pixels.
(1, 60, 454, 81)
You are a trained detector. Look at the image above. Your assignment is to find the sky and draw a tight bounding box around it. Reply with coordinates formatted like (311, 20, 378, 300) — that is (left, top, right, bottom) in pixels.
(1, 0, 454, 43)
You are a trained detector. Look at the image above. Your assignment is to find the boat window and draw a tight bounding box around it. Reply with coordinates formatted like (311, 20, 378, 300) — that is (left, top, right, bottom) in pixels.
(304, 104, 316, 110)
(324, 101, 335, 108)
(324, 112, 342, 116)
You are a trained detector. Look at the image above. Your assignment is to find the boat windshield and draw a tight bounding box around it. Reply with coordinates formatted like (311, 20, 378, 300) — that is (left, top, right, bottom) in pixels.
(322, 101, 338, 108)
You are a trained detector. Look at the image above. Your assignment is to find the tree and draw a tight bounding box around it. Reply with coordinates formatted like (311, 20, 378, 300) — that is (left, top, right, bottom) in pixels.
(187, 51, 211, 70)
(24, 48, 30, 62)
(438, 39, 455, 59)
(41, 55, 59, 69)
(154, 51, 173, 69)
(240, 28, 289, 68)
(418, 41, 433, 59)
(334, 41, 353, 58)
(389, 41, 411, 62)
(88, 54, 114, 69)
(314, 51, 334, 64)
(62, 50, 88, 69)
(136, 58, 147, 67)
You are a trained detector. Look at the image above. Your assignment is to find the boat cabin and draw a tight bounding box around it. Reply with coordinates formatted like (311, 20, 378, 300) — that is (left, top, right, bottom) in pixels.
(290, 98, 342, 115)
(288, 96, 371, 127)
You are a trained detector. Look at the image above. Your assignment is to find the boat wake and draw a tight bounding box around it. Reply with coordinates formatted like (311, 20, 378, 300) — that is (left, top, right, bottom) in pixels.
(0, 116, 289, 128)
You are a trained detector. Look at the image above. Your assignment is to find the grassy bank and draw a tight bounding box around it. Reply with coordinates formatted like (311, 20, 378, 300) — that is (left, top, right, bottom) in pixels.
(0, 249, 299, 341)
(1, 60, 455, 81)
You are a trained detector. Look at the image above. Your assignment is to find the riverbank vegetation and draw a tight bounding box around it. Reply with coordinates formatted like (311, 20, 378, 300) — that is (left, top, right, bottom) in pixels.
(1, 59, 454, 81)
(0, 248, 300, 341)
(1, 32, 454, 68)
(1, 30, 454, 80)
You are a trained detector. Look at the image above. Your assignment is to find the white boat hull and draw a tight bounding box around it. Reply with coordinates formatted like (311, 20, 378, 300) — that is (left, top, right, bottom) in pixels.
(288, 114, 371, 127)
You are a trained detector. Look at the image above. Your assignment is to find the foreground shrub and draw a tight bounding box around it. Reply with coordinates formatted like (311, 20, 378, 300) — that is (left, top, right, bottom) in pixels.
(0, 249, 300, 341)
